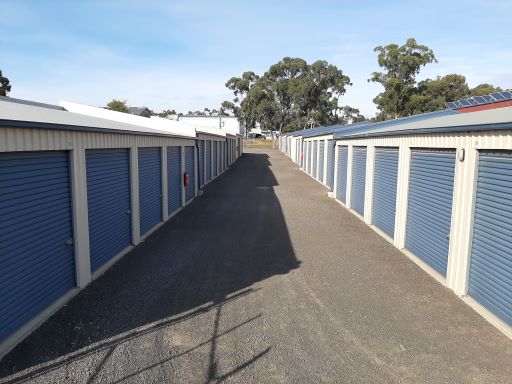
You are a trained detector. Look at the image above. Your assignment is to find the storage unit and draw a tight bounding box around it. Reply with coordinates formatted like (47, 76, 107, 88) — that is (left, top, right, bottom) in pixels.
(205, 140, 212, 182)
(304, 142, 309, 173)
(468, 151, 512, 326)
(213, 141, 218, 177)
(318, 140, 325, 182)
(350, 147, 367, 216)
(167, 146, 182, 215)
(138, 147, 163, 236)
(199, 140, 205, 187)
(283, 105, 512, 338)
(86, 149, 132, 272)
(336, 146, 348, 203)
(0, 151, 75, 343)
(405, 149, 456, 276)
(372, 148, 399, 238)
(0, 98, 202, 359)
(312, 141, 318, 179)
(326, 140, 335, 190)
(184, 146, 195, 202)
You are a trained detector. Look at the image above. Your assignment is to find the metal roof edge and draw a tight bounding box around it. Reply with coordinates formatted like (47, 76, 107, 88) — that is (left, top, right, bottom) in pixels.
(334, 121, 512, 140)
(0, 119, 194, 139)
(0, 96, 65, 111)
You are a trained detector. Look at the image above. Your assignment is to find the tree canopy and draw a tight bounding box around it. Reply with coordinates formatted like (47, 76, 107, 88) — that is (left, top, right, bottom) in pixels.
(369, 38, 505, 119)
(0, 70, 11, 97)
(106, 99, 129, 113)
(223, 57, 359, 133)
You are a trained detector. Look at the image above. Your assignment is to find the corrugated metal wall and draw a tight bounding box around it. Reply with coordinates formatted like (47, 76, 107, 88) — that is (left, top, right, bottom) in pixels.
(0, 151, 75, 342)
(351, 147, 367, 216)
(167, 146, 181, 215)
(138, 147, 162, 236)
(372, 148, 399, 238)
(405, 149, 456, 276)
(468, 151, 512, 326)
(86, 149, 132, 272)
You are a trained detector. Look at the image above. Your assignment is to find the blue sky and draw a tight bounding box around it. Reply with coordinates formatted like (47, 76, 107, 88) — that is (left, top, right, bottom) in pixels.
(2, 0, 511, 117)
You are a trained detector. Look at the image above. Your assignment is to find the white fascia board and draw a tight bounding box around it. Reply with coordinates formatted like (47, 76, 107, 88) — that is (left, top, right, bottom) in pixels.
(60, 101, 196, 138)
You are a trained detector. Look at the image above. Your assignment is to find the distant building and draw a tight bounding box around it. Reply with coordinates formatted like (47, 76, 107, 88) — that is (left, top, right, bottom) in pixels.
(168, 115, 245, 137)
(128, 106, 152, 118)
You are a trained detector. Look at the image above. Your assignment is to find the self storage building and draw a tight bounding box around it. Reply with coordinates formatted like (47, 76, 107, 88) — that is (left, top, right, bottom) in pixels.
(0, 97, 201, 358)
(283, 107, 512, 339)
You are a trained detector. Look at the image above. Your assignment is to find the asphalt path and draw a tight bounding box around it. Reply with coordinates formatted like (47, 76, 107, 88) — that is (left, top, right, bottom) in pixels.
(1, 148, 511, 383)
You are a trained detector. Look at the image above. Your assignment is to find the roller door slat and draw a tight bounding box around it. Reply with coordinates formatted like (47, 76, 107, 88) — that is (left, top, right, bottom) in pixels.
(86, 149, 132, 272)
(469, 151, 512, 325)
(205, 141, 211, 182)
(326, 140, 335, 190)
(405, 149, 455, 276)
(351, 147, 367, 216)
(318, 141, 325, 182)
(0, 151, 75, 342)
(336, 146, 348, 203)
(167, 146, 182, 215)
(373, 148, 398, 238)
(138, 148, 162, 236)
(185, 146, 195, 202)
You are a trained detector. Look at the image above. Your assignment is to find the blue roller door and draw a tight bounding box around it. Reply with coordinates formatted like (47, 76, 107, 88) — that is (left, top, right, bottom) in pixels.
(351, 147, 367, 216)
(167, 146, 181, 215)
(336, 146, 348, 202)
(0, 151, 75, 342)
(304, 142, 309, 173)
(306, 142, 310, 174)
(221, 142, 225, 172)
(405, 149, 455, 276)
(138, 148, 162, 236)
(213, 142, 218, 177)
(372, 148, 399, 238)
(199, 140, 205, 187)
(205, 141, 211, 182)
(185, 146, 195, 202)
(86, 149, 132, 272)
(326, 140, 335, 190)
(312, 141, 318, 179)
(468, 151, 512, 326)
(318, 141, 325, 182)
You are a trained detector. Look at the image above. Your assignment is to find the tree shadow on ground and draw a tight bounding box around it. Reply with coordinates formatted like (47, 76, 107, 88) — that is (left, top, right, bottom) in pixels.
(0, 153, 299, 382)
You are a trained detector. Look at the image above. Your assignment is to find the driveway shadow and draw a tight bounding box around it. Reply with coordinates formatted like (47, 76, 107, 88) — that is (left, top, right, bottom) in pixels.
(0, 152, 300, 382)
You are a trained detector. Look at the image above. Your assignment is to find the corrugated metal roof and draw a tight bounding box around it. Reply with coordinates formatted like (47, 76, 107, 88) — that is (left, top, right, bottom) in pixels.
(284, 109, 461, 140)
(0, 98, 185, 137)
(60, 101, 196, 138)
(334, 107, 512, 139)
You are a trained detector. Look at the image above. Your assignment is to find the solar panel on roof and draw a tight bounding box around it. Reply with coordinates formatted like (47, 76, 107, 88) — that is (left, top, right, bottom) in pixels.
(502, 91, 512, 99)
(491, 92, 505, 101)
(482, 95, 492, 103)
(459, 99, 471, 107)
(467, 98, 477, 106)
(446, 102, 458, 109)
(473, 96, 486, 104)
